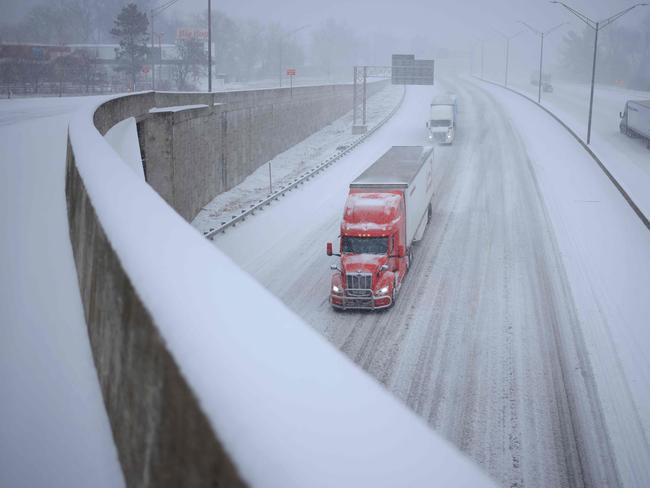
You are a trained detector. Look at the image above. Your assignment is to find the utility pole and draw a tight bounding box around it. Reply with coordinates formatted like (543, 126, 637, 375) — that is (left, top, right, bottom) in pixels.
(155, 32, 164, 85)
(208, 0, 212, 91)
(550, 1, 648, 144)
(151, 9, 155, 89)
(519, 21, 567, 103)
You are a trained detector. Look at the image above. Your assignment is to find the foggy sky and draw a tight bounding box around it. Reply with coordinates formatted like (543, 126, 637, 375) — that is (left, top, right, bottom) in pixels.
(172, 0, 646, 46)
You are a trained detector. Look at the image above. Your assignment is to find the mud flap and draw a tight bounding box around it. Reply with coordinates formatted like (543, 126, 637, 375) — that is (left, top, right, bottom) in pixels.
(413, 212, 428, 242)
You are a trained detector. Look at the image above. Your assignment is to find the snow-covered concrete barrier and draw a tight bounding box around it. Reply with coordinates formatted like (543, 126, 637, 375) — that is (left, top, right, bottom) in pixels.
(65, 87, 495, 487)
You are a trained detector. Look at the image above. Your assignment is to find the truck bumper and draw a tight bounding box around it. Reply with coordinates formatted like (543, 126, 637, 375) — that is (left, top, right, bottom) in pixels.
(429, 133, 453, 145)
(330, 294, 392, 310)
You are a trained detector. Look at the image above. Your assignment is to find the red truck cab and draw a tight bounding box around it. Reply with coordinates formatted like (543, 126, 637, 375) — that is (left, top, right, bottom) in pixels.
(327, 146, 434, 310)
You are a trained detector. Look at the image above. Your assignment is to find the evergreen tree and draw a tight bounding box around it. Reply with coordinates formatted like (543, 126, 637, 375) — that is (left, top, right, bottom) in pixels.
(111, 3, 148, 90)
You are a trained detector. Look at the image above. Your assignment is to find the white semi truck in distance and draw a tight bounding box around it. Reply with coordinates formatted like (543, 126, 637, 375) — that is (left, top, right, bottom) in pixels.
(426, 95, 457, 144)
(620, 100, 650, 149)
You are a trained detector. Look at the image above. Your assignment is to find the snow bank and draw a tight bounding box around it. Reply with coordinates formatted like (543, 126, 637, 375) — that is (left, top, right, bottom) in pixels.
(104, 117, 144, 179)
(67, 95, 495, 486)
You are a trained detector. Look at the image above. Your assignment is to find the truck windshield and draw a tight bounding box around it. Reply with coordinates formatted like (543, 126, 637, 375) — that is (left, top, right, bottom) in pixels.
(430, 119, 451, 127)
(342, 236, 388, 255)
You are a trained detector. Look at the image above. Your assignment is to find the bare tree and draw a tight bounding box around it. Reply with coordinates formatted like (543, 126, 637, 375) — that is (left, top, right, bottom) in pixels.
(173, 39, 206, 90)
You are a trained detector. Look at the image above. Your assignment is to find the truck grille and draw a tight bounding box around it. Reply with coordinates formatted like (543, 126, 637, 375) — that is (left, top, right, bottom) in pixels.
(432, 132, 447, 142)
(346, 273, 372, 296)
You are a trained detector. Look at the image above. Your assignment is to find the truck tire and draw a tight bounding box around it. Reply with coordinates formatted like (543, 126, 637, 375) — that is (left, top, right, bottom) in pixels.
(389, 279, 397, 309)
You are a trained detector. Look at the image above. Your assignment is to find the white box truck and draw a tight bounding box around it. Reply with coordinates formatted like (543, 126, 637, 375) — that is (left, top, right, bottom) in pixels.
(426, 95, 457, 144)
(620, 100, 650, 149)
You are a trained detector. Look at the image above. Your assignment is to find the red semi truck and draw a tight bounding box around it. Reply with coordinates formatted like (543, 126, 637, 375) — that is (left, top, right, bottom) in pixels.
(326, 146, 434, 310)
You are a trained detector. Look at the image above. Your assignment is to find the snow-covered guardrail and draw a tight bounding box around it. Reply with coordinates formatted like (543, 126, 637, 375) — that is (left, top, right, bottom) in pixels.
(65, 89, 495, 487)
(203, 86, 407, 239)
(474, 76, 650, 231)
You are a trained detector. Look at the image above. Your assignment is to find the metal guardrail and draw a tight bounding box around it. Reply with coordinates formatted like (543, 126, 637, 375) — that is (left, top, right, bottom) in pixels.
(204, 85, 407, 239)
(474, 76, 650, 231)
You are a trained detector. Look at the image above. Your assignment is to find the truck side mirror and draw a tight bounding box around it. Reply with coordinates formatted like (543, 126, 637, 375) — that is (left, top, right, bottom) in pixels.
(326, 242, 333, 256)
(398, 245, 405, 258)
(619, 111, 623, 118)
(426, 121, 430, 128)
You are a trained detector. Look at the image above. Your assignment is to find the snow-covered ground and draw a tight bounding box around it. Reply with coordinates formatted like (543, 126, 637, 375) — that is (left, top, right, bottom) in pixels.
(0, 96, 124, 487)
(193, 84, 404, 234)
(476, 77, 650, 487)
(498, 78, 650, 219)
(211, 78, 634, 486)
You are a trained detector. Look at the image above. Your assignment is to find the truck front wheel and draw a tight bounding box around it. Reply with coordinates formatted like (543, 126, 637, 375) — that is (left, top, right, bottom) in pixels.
(389, 279, 397, 309)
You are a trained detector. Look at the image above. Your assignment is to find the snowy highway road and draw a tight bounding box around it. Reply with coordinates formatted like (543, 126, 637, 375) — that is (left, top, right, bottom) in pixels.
(215, 79, 621, 487)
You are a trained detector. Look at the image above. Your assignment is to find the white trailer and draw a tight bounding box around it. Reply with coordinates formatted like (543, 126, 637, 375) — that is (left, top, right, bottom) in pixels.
(620, 100, 650, 148)
(349, 146, 434, 248)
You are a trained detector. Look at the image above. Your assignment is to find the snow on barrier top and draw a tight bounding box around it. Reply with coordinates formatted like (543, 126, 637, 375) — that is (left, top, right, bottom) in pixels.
(68, 94, 495, 487)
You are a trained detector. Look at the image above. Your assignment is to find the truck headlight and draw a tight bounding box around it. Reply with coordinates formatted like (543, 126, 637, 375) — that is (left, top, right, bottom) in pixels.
(377, 286, 389, 295)
(332, 285, 341, 293)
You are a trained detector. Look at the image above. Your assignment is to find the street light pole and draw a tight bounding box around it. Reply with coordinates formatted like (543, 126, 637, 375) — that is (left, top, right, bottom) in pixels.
(550, 2, 648, 144)
(587, 21, 598, 144)
(494, 30, 525, 87)
(519, 21, 567, 104)
(481, 41, 484, 79)
(538, 32, 544, 103)
(505, 38, 511, 86)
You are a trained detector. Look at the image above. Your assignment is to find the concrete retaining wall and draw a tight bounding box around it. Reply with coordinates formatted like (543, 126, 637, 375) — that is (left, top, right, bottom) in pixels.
(65, 144, 246, 488)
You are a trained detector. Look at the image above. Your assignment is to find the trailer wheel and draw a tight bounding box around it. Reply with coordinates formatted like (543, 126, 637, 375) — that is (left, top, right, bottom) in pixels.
(427, 203, 432, 224)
